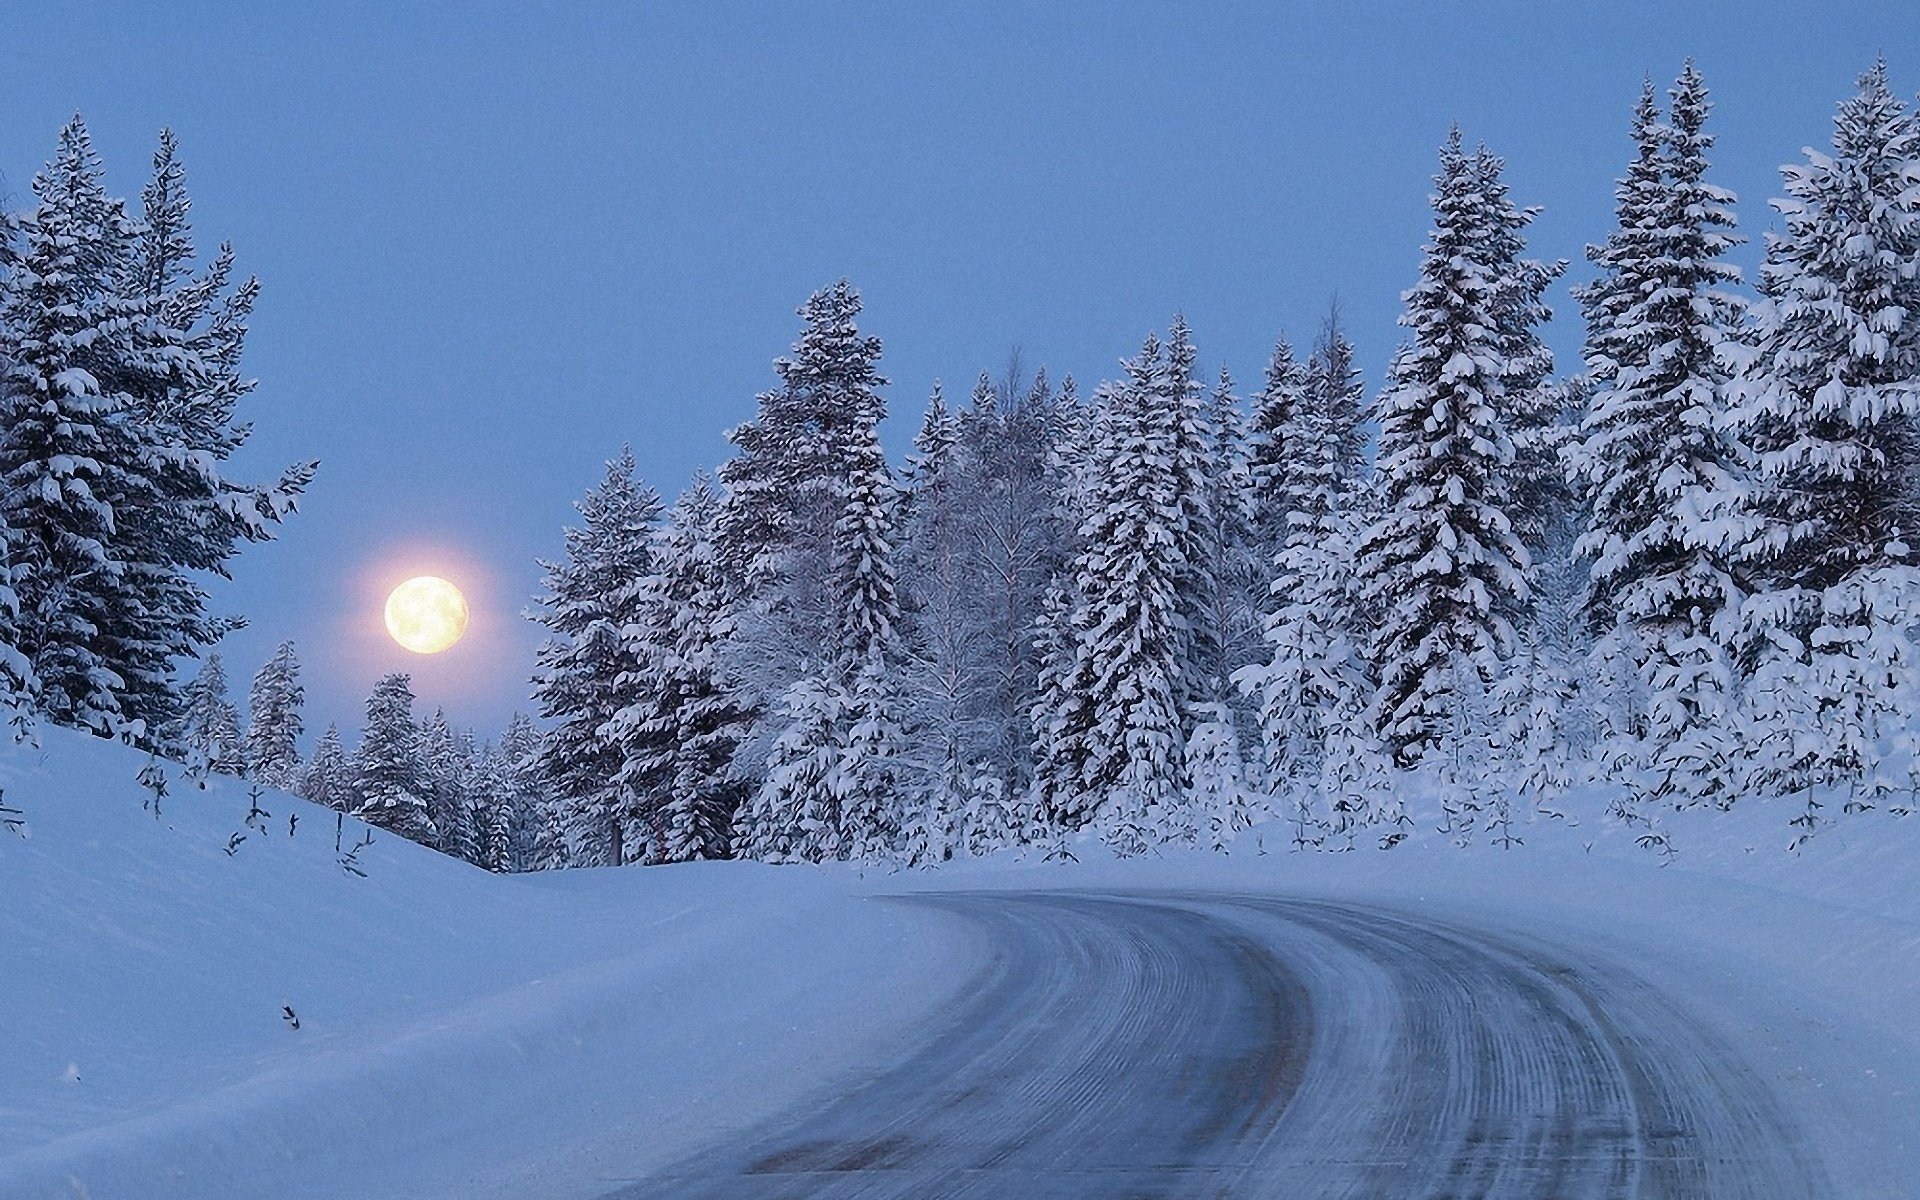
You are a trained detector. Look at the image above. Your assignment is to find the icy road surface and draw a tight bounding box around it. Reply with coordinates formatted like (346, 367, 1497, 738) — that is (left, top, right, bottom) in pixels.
(613, 891, 1825, 1199)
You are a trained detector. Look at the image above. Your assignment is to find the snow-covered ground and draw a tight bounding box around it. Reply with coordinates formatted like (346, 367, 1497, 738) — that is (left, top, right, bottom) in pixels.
(4, 727, 1917, 1197)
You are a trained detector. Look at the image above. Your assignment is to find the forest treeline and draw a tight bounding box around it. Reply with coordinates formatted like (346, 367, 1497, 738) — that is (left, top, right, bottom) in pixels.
(82, 62, 1920, 870)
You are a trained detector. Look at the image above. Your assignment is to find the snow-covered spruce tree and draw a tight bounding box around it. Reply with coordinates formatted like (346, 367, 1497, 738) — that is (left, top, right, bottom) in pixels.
(0, 121, 308, 739)
(529, 448, 662, 866)
(1725, 62, 1920, 804)
(731, 674, 845, 862)
(169, 652, 242, 774)
(300, 723, 351, 813)
(496, 712, 556, 871)
(1733, 60, 1920, 597)
(1237, 314, 1372, 819)
(242, 640, 304, 790)
(728, 284, 906, 864)
(464, 749, 518, 873)
(1059, 335, 1192, 853)
(1201, 365, 1264, 715)
(0, 118, 143, 733)
(1569, 65, 1748, 805)
(418, 709, 472, 858)
(1357, 129, 1533, 765)
(610, 477, 751, 863)
(98, 129, 312, 738)
(1469, 143, 1568, 567)
(717, 280, 889, 777)
(1163, 317, 1234, 713)
(350, 673, 433, 845)
(1247, 335, 1310, 598)
(825, 409, 904, 861)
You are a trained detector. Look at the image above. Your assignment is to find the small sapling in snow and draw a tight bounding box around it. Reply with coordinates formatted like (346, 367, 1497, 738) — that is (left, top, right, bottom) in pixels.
(244, 785, 271, 833)
(339, 826, 375, 877)
(137, 755, 169, 817)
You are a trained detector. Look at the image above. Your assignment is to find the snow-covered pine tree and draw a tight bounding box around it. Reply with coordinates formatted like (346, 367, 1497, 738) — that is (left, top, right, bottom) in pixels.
(0, 118, 142, 733)
(1201, 365, 1263, 713)
(731, 674, 845, 862)
(300, 723, 351, 813)
(1238, 314, 1373, 809)
(418, 709, 472, 858)
(1731, 59, 1920, 598)
(827, 405, 904, 861)
(170, 652, 242, 774)
(717, 280, 890, 779)
(1722, 62, 1920, 803)
(1357, 129, 1532, 765)
(350, 673, 433, 845)
(1064, 335, 1190, 853)
(1569, 65, 1748, 804)
(0, 120, 309, 740)
(529, 448, 662, 866)
(629, 477, 752, 863)
(1469, 144, 1568, 566)
(496, 712, 556, 871)
(1163, 317, 1228, 713)
(100, 130, 312, 738)
(1247, 335, 1309, 596)
(465, 749, 517, 873)
(242, 641, 304, 790)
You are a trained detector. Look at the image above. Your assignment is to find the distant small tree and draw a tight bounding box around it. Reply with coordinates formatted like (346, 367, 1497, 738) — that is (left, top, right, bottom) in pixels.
(170, 653, 242, 774)
(350, 673, 433, 845)
(243, 641, 304, 789)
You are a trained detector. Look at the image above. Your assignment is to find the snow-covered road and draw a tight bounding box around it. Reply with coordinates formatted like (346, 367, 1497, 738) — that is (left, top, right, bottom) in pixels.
(617, 890, 1826, 1198)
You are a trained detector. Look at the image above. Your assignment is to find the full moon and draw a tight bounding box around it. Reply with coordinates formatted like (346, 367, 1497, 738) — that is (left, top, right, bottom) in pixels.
(384, 576, 469, 654)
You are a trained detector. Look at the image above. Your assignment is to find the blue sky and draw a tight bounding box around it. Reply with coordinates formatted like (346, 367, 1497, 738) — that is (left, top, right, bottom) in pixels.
(0, 1, 1913, 740)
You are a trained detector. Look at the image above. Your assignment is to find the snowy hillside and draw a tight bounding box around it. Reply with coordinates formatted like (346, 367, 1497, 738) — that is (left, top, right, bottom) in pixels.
(0, 727, 981, 1200)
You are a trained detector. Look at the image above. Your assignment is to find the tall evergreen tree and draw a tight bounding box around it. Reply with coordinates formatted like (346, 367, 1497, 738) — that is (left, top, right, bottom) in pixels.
(529, 448, 661, 866)
(418, 708, 471, 857)
(1054, 335, 1190, 851)
(0, 119, 309, 738)
(1574, 66, 1745, 637)
(1725, 62, 1920, 799)
(1730, 60, 1920, 595)
(0, 118, 143, 732)
(1569, 66, 1748, 800)
(1240, 314, 1373, 794)
(1469, 145, 1568, 563)
(242, 640, 304, 789)
(1247, 334, 1310, 590)
(1357, 130, 1533, 764)
(611, 478, 751, 863)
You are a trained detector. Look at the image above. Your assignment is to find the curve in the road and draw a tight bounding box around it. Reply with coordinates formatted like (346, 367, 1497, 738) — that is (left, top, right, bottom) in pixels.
(608, 890, 1826, 1199)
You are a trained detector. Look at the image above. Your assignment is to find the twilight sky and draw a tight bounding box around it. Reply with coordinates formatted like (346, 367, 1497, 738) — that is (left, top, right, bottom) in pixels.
(0, 1, 1913, 742)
